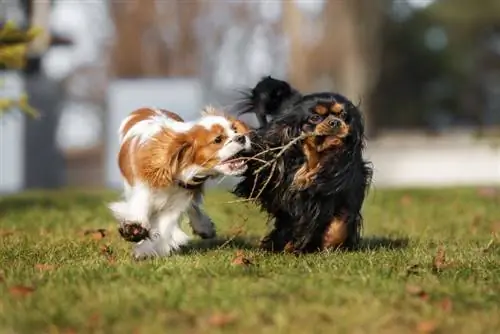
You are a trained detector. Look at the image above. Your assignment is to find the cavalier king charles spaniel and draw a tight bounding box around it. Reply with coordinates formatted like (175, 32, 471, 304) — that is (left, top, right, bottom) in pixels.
(109, 107, 251, 259)
(232, 76, 373, 253)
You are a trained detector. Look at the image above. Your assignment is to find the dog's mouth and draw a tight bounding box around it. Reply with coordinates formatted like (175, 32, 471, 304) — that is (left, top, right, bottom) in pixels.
(217, 157, 248, 175)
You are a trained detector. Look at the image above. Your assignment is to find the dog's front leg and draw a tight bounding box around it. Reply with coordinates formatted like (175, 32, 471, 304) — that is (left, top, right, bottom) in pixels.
(133, 210, 190, 260)
(186, 191, 216, 239)
(110, 184, 152, 230)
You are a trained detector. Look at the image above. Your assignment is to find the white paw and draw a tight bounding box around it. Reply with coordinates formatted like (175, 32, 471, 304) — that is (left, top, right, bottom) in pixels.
(171, 228, 191, 248)
(133, 239, 161, 260)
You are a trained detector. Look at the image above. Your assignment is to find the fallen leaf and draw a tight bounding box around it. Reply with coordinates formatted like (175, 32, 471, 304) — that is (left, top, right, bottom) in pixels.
(84, 228, 107, 240)
(9, 285, 35, 297)
(406, 284, 429, 301)
(231, 251, 252, 266)
(34, 264, 57, 271)
(439, 298, 453, 312)
(417, 320, 438, 333)
(432, 246, 447, 272)
(0, 230, 14, 237)
(400, 195, 413, 206)
(207, 313, 236, 327)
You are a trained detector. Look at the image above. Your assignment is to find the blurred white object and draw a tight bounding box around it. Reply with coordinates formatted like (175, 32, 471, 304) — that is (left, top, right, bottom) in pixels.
(56, 101, 102, 150)
(0, 72, 25, 193)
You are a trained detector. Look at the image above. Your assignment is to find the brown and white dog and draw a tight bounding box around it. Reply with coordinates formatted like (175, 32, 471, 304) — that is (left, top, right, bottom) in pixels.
(109, 106, 251, 259)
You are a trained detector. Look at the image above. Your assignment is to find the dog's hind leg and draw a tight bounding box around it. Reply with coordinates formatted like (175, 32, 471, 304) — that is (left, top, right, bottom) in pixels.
(321, 213, 360, 251)
(259, 211, 293, 252)
(186, 191, 216, 239)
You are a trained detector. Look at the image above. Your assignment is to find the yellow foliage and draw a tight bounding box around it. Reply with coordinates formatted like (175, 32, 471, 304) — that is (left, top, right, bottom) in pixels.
(0, 21, 42, 118)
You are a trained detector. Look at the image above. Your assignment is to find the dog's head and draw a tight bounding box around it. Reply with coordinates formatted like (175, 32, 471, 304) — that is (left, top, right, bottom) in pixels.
(171, 107, 252, 184)
(298, 93, 365, 154)
(123, 107, 252, 189)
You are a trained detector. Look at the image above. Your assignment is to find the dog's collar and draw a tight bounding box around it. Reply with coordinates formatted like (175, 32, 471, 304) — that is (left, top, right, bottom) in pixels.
(175, 175, 210, 190)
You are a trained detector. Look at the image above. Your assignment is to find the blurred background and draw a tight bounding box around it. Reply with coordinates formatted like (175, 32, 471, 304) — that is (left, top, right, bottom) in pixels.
(0, 0, 499, 194)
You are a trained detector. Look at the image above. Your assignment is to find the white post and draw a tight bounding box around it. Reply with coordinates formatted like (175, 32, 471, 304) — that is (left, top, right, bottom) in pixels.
(0, 71, 25, 194)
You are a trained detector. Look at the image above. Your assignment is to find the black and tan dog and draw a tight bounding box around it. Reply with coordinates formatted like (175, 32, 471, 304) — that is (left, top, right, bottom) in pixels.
(232, 76, 373, 253)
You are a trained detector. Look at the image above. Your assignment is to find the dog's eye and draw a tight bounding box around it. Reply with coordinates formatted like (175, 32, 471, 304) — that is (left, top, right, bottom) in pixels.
(309, 115, 322, 124)
(339, 111, 347, 119)
(213, 136, 223, 144)
(231, 124, 238, 133)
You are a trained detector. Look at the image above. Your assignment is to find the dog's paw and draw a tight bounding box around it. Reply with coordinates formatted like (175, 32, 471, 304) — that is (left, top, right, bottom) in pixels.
(133, 239, 160, 260)
(118, 221, 150, 243)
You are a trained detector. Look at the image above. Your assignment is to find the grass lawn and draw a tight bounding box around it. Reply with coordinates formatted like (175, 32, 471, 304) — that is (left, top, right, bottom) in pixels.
(1, 187, 499, 334)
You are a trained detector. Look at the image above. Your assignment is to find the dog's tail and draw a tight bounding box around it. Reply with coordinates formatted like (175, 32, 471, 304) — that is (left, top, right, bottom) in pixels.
(234, 76, 302, 128)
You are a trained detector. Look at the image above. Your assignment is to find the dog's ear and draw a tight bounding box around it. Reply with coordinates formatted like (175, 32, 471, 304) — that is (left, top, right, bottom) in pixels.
(233, 77, 302, 129)
(136, 132, 193, 188)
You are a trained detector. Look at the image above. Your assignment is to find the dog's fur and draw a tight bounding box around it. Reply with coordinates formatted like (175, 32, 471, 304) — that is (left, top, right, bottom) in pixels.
(232, 77, 373, 253)
(109, 107, 251, 259)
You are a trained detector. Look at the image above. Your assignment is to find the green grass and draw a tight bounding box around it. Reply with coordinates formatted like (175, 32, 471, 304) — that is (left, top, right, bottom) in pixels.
(1, 188, 499, 334)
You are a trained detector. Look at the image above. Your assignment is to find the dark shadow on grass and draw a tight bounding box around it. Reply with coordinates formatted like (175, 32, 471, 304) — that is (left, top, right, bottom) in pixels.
(180, 235, 260, 254)
(180, 235, 409, 255)
(356, 236, 409, 251)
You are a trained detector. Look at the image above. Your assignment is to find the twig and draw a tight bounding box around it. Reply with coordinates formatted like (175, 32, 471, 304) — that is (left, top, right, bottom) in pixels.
(221, 132, 316, 205)
(254, 159, 277, 200)
(253, 132, 312, 175)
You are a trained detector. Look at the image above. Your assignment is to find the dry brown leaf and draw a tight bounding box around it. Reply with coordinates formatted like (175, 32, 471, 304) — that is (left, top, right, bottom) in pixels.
(231, 251, 252, 266)
(9, 285, 35, 297)
(84, 228, 107, 240)
(406, 284, 429, 301)
(34, 264, 57, 271)
(400, 195, 413, 206)
(417, 320, 438, 333)
(0, 229, 14, 237)
(207, 312, 236, 327)
(439, 298, 453, 312)
(432, 246, 447, 272)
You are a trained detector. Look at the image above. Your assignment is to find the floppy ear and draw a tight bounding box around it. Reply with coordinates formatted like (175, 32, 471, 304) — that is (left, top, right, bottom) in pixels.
(136, 132, 193, 188)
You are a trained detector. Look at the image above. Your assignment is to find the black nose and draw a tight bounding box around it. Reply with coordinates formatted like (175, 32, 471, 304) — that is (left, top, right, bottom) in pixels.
(234, 135, 246, 145)
(329, 119, 341, 128)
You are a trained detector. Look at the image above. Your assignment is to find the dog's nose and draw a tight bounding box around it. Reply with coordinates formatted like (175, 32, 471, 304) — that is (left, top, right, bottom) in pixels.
(234, 135, 246, 145)
(329, 119, 341, 128)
